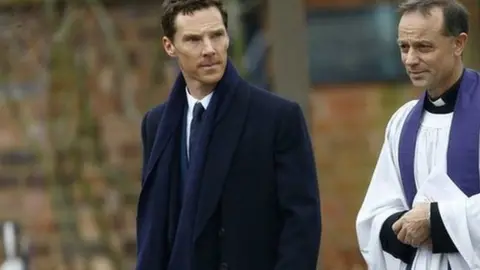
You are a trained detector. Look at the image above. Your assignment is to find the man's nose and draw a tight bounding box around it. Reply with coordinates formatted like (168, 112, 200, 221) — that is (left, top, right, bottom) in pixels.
(404, 50, 419, 66)
(202, 39, 215, 56)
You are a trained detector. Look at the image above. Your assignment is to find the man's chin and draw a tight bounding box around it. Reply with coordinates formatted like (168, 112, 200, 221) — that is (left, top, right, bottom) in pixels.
(410, 78, 430, 89)
(199, 72, 224, 85)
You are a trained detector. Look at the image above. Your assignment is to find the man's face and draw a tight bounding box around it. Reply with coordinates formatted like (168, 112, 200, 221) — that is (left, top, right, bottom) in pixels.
(397, 7, 464, 91)
(163, 7, 229, 87)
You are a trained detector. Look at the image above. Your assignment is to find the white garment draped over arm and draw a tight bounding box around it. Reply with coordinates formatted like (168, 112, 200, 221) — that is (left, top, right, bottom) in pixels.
(356, 109, 410, 270)
(438, 193, 480, 269)
(426, 131, 480, 269)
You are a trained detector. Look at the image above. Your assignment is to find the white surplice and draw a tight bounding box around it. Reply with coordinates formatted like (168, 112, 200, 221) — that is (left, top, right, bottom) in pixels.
(356, 100, 480, 270)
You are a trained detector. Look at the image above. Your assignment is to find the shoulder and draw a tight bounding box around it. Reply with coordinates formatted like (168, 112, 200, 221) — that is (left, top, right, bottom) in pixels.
(242, 84, 307, 141)
(243, 82, 300, 116)
(466, 68, 480, 76)
(142, 103, 166, 125)
(385, 99, 417, 140)
(141, 102, 167, 137)
(144, 103, 166, 122)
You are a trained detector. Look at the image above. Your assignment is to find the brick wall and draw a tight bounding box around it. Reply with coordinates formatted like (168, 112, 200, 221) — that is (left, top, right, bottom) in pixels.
(0, 4, 171, 269)
(310, 83, 420, 269)
(303, 0, 479, 268)
(0, 1, 477, 269)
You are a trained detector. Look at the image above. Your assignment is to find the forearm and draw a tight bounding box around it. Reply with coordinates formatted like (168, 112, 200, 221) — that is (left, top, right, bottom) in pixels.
(274, 102, 321, 269)
(275, 204, 321, 270)
(380, 211, 417, 264)
(430, 202, 458, 253)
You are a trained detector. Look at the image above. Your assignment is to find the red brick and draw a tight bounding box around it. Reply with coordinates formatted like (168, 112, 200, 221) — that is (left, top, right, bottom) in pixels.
(310, 83, 418, 268)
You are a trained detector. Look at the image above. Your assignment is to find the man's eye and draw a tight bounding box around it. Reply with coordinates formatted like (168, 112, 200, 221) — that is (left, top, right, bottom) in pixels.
(187, 37, 200, 42)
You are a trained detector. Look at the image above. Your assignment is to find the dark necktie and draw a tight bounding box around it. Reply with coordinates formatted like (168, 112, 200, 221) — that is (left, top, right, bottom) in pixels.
(189, 102, 205, 162)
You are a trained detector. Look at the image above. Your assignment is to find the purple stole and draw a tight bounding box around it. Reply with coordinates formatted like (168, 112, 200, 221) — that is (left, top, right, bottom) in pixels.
(399, 69, 480, 208)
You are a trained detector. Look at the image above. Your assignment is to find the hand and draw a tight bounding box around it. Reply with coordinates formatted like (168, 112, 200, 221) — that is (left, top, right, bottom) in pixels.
(392, 203, 431, 247)
(421, 238, 432, 249)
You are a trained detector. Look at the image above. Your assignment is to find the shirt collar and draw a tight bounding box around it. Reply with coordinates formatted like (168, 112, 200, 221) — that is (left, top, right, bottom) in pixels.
(424, 69, 464, 114)
(185, 86, 213, 110)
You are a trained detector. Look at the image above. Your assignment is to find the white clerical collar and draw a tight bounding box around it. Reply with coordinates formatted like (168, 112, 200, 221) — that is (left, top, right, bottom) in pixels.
(429, 97, 446, 107)
(185, 86, 213, 110)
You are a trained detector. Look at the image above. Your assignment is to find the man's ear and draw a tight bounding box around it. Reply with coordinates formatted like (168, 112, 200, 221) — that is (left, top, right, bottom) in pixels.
(225, 33, 230, 50)
(163, 36, 176, 57)
(453, 32, 468, 57)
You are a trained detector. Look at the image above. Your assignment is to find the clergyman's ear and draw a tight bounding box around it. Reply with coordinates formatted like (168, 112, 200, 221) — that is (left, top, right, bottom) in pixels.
(454, 32, 468, 57)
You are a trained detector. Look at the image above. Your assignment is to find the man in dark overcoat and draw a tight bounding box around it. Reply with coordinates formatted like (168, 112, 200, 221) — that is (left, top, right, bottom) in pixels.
(136, 1, 322, 269)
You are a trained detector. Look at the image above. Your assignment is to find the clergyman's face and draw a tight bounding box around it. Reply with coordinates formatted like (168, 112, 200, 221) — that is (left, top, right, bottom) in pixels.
(162, 7, 229, 87)
(397, 7, 465, 91)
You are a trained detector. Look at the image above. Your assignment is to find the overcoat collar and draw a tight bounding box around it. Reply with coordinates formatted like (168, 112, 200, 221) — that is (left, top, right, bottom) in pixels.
(144, 59, 250, 239)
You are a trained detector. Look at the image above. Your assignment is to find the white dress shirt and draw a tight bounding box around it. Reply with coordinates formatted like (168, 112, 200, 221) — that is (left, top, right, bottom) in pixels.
(185, 87, 213, 159)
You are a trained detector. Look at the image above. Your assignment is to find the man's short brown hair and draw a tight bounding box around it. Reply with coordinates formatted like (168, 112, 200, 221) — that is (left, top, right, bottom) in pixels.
(161, 0, 228, 40)
(398, 0, 469, 36)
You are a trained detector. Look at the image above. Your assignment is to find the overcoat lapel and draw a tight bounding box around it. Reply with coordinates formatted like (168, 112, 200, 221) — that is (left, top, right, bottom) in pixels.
(193, 63, 250, 240)
(143, 74, 187, 187)
(136, 74, 187, 270)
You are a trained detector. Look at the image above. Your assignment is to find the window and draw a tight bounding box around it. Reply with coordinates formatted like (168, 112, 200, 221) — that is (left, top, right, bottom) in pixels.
(242, 3, 409, 87)
(306, 4, 408, 84)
